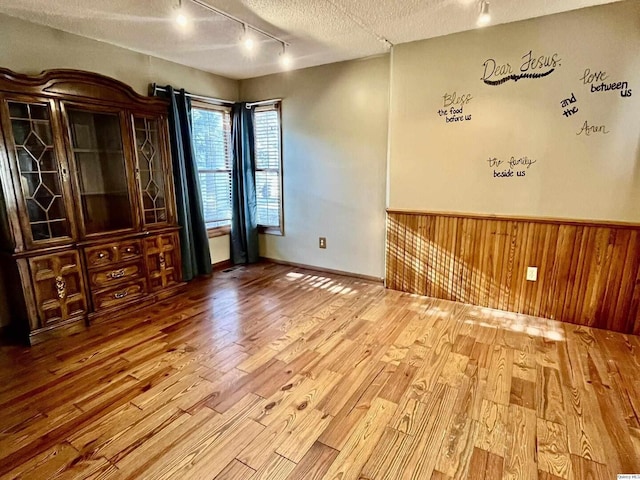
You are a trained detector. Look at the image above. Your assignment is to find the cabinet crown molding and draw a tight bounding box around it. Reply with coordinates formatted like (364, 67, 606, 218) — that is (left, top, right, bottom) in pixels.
(0, 68, 167, 109)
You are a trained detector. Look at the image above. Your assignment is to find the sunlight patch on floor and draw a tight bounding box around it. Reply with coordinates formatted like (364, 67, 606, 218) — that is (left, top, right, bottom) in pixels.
(463, 307, 565, 341)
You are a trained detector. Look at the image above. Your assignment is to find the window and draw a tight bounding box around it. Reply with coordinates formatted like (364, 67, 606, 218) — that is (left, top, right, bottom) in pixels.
(254, 103, 283, 234)
(191, 103, 232, 233)
(191, 101, 283, 236)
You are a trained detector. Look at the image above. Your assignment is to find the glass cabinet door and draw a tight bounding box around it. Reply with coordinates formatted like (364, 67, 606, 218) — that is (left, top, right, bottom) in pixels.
(66, 107, 135, 235)
(133, 116, 169, 226)
(4, 99, 74, 245)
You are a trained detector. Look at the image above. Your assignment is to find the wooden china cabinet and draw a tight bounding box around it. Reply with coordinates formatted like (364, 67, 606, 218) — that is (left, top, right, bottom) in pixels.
(0, 69, 184, 344)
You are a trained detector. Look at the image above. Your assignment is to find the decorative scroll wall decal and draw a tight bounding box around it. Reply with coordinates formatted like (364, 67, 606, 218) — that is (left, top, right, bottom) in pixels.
(483, 69, 554, 86)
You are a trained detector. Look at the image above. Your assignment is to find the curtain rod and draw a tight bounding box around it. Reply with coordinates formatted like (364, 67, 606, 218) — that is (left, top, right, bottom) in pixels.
(151, 84, 281, 109)
(246, 99, 282, 107)
(151, 84, 234, 106)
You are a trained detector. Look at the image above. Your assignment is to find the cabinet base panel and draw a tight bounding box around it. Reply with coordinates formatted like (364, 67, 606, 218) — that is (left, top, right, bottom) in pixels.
(28, 316, 88, 346)
(4, 284, 188, 346)
(154, 282, 187, 302)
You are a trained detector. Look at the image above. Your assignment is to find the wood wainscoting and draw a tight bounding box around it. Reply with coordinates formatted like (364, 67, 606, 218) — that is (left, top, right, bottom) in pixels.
(386, 210, 640, 334)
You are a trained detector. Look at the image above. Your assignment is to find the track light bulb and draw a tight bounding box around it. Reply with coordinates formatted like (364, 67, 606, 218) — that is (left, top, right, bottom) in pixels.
(176, 12, 188, 27)
(174, 0, 188, 28)
(280, 53, 292, 68)
(477, 1, 491, 26)
(241, 25, 257, 52)
(279, 45, 292, 69)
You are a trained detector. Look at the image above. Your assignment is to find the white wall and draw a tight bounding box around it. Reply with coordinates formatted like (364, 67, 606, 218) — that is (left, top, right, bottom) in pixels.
(210, 236, 231, 265)
(388, 1, 640, 222)
(0, 13, 239, 326)
(240, 57, 390, 279)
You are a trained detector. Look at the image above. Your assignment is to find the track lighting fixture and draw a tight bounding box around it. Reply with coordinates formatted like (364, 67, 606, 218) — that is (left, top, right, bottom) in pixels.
(279, 43, 292, 69)
(177, 0, 292, 67)
(241, 24, 256, 52)
(174, 0, 189, 28)
(477, 0, 491, 26)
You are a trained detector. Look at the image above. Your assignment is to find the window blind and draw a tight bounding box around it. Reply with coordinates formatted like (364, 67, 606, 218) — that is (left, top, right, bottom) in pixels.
(254, 105, 282, 229)
(191, 106, 232, 229)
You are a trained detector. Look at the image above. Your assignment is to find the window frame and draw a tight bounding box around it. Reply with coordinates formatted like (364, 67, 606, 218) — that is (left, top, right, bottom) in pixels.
(253, 102, 284, 236)
(190, 100, 233, 237)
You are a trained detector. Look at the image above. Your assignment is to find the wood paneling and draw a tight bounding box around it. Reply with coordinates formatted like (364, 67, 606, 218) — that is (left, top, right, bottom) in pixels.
(386, 210, 640, 333)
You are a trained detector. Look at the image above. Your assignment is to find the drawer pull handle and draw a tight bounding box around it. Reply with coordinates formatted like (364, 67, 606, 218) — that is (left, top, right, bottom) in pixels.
(109, 269, 126, 279)
(124, 248, 134, 254)
(114, 291, 128, 299)
(97, 252, 107, 259)
(159, 253, 166, 270)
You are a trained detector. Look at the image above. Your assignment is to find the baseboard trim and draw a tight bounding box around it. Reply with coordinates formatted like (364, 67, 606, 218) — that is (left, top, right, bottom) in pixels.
(212, 259, 233, 271)
(262, 257, 383, 283)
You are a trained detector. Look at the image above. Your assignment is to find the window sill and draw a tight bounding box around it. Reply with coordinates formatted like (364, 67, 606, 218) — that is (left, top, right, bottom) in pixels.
(259, 226, 283, 236)
(207, 226, 231, 238)
(208, 225, 283, 237)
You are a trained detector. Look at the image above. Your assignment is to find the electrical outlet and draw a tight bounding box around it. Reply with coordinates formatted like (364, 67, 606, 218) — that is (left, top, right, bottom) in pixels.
(319, 237, 327, 249)
(526, 266, 538, 282)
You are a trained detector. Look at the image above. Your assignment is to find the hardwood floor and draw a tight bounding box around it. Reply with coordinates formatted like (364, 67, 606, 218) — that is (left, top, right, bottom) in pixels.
(0, 262, 638, 479)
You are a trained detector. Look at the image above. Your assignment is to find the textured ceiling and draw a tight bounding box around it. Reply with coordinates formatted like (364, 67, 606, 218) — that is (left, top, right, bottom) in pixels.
(0, 0, 622, 79)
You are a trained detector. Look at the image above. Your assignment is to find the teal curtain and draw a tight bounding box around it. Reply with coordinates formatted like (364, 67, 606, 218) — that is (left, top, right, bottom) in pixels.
(160, 86, 212, 280)
(230, 103, 259, 264)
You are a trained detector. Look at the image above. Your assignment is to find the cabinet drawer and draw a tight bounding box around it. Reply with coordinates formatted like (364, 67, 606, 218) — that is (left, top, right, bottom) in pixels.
(85, 239, 142, 269)
(119, 240, 142, 262)
(88, 262, 143, 289)
(85, 244, 116, 269)
(92, 279, 147, 310)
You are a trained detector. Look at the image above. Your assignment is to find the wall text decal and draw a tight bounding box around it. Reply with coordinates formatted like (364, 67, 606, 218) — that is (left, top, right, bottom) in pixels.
(443, 91, 473, 107)
(590, 80, 631, 94)
(438, 106, 472, 123)
(487, 156, 537, 178)
(580, 68, 607, 84)
(481, 50, 561, 86)
(581, 68, 632, 97)
(576, 121, 609, 136)
(560, 93, 579, 117)
(438, 92, 473, 123)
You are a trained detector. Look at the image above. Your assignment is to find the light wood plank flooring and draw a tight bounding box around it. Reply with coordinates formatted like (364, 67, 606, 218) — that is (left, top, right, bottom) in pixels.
(0, 263, 639, 479)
